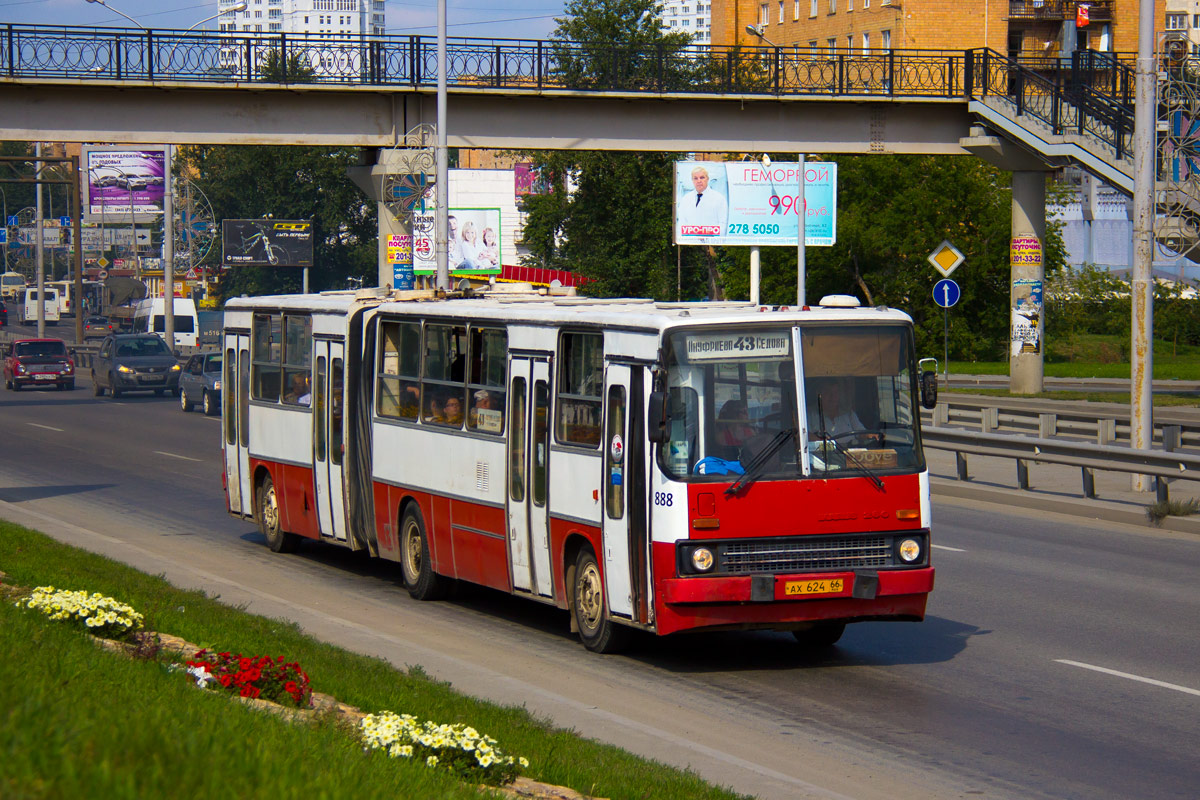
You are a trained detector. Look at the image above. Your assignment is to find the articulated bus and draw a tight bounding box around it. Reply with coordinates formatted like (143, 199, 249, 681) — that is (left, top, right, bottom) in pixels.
(222, 287, 938, 652)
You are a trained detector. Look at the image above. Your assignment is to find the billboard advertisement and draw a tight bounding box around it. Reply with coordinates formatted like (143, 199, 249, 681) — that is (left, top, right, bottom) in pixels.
(673, 161, 837, 247)
(412, 208, 502, 276)
(221, 219, 314, 267)
(82, 146, 166, 222)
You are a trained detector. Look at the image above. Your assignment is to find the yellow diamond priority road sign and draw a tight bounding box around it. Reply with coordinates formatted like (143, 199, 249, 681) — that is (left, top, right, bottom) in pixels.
(927, 240, 964, 278)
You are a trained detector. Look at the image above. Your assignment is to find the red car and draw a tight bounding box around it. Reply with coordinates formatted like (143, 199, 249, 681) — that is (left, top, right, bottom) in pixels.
(3, 338, 76, 391)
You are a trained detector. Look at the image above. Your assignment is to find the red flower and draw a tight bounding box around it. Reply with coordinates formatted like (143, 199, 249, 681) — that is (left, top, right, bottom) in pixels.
(240, 686, 261, 699)
(219, 675, 233, 688)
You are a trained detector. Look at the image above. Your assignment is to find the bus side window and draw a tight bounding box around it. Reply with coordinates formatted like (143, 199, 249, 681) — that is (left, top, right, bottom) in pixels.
(556, 331, 603, 447)
(423, 323, 466, 427)
(377, 320, 419, 420)
(251, 313, 282, 402)
(280, 315, 313, 407)
(467, 327, 506, 434)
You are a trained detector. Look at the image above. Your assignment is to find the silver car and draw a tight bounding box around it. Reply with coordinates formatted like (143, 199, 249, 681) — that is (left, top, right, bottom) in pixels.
(179, 350, 222, 415)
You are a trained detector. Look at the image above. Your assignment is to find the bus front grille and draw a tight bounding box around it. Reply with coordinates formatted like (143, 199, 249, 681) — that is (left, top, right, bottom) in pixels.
(721, 536, 895, 573)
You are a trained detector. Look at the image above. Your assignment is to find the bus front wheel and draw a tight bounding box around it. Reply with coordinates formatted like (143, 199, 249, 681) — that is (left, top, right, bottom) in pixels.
(258, 474, 297, 554)
(400, 506, 447, 601)
(572, 548, 629, 654)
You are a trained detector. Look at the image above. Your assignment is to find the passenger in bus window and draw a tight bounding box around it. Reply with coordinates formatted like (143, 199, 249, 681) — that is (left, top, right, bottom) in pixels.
(424, 393, 444, 423)
(285, 372, 311, 406)
(808, 377, 873, 441)
(442, 394, 464, 426)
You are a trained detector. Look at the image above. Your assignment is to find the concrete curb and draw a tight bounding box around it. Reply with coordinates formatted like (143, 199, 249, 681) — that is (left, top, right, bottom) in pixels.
(931, 477, 1200, 535)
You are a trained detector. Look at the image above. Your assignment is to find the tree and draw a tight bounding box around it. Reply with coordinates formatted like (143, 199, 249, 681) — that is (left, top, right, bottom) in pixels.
(521, 150, 714, 300)
(258, 49, 317, 83)
(550, 0, 696, 91)
(176, 145, 376, 302)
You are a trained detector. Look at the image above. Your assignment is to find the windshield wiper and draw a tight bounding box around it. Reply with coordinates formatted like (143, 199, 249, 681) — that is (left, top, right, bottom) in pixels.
(725, 428, 796, 496)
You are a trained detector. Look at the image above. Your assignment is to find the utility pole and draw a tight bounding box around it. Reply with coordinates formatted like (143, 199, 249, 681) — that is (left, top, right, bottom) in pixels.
(35, 142, 44, 338)
(1131, 0, 1155, 489)
(435, 0, 448, 291)
(163, 144, 175, 351)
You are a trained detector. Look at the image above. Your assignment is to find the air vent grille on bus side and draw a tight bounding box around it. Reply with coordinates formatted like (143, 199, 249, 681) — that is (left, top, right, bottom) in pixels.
(476, 462, 489, 493)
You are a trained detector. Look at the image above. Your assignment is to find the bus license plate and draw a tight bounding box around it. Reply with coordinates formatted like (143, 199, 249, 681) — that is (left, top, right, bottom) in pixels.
(784, 578, 845, 596)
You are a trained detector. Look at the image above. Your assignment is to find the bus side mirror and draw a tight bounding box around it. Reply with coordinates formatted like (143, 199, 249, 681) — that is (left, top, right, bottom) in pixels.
(920, 371, 938, 409)
(647, 391, 668, 444)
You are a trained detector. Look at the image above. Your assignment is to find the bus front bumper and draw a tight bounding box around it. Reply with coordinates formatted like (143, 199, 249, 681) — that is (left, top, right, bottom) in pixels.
(654, 567, 934, 635)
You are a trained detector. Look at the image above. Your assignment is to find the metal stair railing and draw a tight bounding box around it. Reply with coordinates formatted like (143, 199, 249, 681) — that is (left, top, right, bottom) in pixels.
(965, 47, 1134, 167)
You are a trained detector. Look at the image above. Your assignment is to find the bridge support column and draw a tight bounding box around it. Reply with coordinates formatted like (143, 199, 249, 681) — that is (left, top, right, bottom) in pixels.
(1009, 170, 1047, 394)
(347, 138, 435, 291)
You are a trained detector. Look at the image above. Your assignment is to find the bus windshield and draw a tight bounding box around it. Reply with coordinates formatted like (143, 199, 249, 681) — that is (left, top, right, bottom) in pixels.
(662, 324, 924, 481)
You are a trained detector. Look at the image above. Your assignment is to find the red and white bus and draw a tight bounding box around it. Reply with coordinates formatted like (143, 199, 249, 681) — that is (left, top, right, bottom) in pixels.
(222, 288, 938, 652)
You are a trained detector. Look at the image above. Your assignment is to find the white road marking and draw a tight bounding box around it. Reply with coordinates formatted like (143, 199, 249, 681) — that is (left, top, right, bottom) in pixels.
(932, 544, 965, 552)
(26, 422, 65, 432)
(154, 451, 203, 462)
(1055, 659, 1200, 697)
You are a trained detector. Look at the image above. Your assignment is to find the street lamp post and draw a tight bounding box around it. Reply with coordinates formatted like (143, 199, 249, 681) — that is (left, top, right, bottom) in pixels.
(82, 0, 145, 30)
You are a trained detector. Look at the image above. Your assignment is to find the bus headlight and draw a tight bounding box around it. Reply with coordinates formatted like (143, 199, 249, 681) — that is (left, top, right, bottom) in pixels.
(897, 538, 922, 563)
(691, 547, 715, 572)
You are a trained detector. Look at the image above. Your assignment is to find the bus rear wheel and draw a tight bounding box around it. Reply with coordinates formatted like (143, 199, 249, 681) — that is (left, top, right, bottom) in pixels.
(792, 622, 846, 648)
(400, 505, 447, 601)
(258, 474, 298, 554)
(572, 548, 629, 654)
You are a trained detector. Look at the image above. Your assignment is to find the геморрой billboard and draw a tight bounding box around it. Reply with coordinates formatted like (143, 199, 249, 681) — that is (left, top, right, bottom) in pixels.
(221, 219, 314, 268)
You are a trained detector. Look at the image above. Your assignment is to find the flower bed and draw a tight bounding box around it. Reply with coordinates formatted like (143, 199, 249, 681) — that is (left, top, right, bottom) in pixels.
(17, 585, 144, 640)
(360, 710, 529, 786)
(185, 649, 313, 708)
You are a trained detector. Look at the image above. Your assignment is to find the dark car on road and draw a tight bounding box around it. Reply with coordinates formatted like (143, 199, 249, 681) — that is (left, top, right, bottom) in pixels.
(83, 316, 116, 340)
(3, 338, 76, 391)
(179, 350, 222, 416)
(91, 333, 181, 398)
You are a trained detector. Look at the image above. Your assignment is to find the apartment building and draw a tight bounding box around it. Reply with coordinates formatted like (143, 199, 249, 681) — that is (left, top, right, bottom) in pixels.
(1166, 0, 1200, 53)
(711, 0, 1164, 56)
(217, 0, 384, 38)
(661, 0, 714, 44)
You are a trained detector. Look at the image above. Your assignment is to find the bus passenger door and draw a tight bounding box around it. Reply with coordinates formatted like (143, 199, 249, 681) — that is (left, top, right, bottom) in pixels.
(223, 333, 252, 517)
(312, 340, 348, 541)
(506, 356, 554, 597)
(602, 363, 637, 620)
(506, 359, 533, 591)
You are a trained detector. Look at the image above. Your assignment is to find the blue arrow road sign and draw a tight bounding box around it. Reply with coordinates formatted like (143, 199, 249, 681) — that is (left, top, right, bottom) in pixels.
(0, 229, 6, 244)
(933, 278, 961, 308)
(6, 215, 17, 226)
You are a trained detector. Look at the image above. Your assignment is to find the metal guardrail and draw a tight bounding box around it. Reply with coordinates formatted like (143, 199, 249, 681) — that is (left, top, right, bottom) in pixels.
(922, 425, 1196, 502)
(921, 398, 1200, 448)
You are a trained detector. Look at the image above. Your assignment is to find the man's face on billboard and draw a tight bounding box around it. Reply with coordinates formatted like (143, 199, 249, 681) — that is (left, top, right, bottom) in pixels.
(691, 170, 709, 193)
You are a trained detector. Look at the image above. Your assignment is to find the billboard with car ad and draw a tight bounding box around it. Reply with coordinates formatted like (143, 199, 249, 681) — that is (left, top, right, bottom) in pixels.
(82, 146, 167, 223)
(221, 219, 314, 268)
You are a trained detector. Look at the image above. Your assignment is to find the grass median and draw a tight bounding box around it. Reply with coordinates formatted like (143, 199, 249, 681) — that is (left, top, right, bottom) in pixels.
(0, 520, 748, 800)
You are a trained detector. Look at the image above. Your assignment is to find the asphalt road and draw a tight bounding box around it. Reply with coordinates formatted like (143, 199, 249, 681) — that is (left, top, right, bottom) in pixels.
(2, 372, 1198, 800)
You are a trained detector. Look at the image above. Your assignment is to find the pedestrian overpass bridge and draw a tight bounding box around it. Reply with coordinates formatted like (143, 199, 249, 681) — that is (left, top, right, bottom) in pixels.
(0, 26, 1136, 186)
(6, 25, 1196, 256)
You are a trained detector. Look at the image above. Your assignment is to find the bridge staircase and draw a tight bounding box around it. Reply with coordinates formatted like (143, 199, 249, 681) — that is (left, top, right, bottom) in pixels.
(965, 48, 1200, 258)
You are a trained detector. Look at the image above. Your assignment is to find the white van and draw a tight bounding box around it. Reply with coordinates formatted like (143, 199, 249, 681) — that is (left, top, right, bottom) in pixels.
(1, 272, 26, 302)
(47, 280, 76, 317)
(19, 287, 61, 326)
(133, 297, 199, 348)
